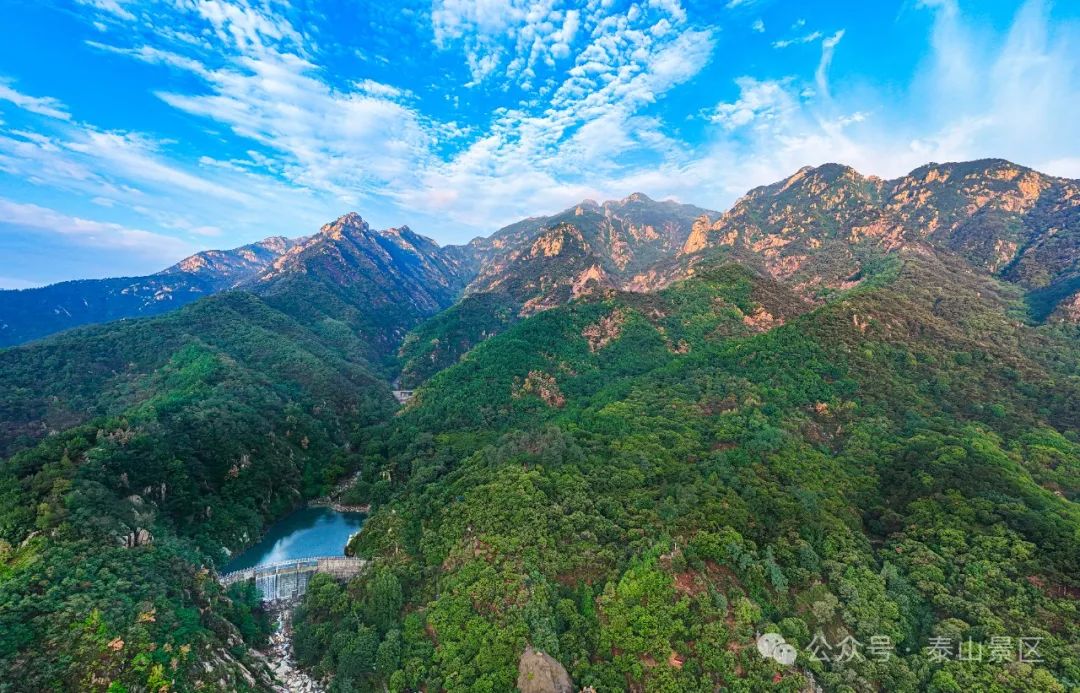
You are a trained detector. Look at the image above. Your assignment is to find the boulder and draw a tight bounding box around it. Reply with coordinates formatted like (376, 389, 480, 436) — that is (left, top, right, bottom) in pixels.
(517, 646, 573, 693)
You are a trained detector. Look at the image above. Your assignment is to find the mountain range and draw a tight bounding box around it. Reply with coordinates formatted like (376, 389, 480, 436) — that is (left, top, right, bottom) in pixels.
(0, 158, 1078, 692)
(0, 236, 303, 347)
(5, 158, 1076, 354)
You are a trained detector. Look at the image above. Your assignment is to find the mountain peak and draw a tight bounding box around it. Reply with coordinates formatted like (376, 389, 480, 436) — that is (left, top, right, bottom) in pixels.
(324, 211, 368, 228)
(319, 212, 371, 240)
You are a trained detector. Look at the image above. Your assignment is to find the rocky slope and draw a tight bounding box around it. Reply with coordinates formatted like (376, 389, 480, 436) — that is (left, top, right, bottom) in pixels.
(0, 236, 301, 347)
(681, 159, 1080, 312)
(399, 159, 1080, 391)
(1, 158, 1079, 692)
(398, 194, 716, 385)
(464, 193, 716, 305)
(250, 213, 475, 370)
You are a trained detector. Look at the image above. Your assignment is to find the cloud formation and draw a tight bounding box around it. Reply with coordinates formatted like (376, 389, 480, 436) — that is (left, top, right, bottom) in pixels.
(0, 0, 1077, 288)
(0, 196, 193, 258)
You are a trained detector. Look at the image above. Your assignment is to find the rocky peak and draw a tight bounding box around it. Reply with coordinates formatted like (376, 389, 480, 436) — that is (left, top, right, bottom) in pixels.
(601, 192, 660, 214)
(682, 158, 1078, 310)
(382, 225, 439, 247)
(319, 212, 370, 239)
(573, 199, 600, 216)
(0, 230, 305, 346)
(380, 225, 414, 244)
(254, 236, 294, 254)
(681, 214, 715, 255)
(767, 162, 868, 197)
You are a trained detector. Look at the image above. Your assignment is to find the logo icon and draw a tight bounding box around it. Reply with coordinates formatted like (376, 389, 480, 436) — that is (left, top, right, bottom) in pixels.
(757, 632, 798, 665)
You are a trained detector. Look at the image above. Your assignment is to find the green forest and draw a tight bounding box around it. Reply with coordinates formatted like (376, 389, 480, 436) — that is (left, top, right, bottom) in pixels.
(0, 174, 1078, 692)
(0, 290, 395, 690)
(297, 256, 1080, 692)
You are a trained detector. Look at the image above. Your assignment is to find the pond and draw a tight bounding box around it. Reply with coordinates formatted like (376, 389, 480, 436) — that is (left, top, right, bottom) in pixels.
(223, 506, 366, 573)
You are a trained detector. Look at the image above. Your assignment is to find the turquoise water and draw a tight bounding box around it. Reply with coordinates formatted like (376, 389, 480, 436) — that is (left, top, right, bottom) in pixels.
(223, 506, 365, 572)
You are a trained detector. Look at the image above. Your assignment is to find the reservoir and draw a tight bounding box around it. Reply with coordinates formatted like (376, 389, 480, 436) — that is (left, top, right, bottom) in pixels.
(223, 506, 365, 572)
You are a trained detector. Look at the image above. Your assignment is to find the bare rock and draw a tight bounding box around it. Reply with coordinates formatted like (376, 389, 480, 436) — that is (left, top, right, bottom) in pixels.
(517, 646, 573, 693)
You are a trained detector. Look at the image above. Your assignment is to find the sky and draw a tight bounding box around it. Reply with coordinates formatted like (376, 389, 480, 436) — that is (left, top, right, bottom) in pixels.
(0, 0, 1078, 288)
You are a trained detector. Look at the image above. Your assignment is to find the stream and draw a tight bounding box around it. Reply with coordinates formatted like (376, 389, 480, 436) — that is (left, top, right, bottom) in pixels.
(226, 506, 366, 691)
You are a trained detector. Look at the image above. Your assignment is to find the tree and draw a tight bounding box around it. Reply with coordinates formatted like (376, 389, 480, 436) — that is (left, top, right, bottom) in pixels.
(365, 568, 403, 633)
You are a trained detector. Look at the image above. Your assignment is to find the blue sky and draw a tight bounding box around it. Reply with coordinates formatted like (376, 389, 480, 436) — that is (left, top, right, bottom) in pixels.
(0, 0, 1078, 287)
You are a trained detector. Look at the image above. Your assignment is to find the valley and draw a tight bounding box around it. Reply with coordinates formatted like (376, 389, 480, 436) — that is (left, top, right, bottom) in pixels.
(0, 159, 1078, 692)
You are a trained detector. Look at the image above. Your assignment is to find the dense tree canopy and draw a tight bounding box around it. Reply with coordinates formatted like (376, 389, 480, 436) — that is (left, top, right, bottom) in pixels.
(297, 255, 1080, 692)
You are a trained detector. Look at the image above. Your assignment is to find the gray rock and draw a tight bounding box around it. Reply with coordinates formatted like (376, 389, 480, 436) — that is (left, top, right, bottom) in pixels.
(517, 646, 573, 693)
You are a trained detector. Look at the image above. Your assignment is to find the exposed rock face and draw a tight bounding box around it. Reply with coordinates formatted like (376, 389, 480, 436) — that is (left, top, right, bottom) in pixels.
(264, 610, 323, 693)
(255, 212, 471, 315)
(582, 308, 626, 352)
(1051, 290, 1080, 323)
(464, 194, 716, 306)
(514, 371, 566, 408)
(681, 214, 714, 255)
(741, 306, 782, 333)
(394, 195, 716, 376)
(683, 159, 1080, 306)
(165, 236, 302, 286)
(517, 646, 573, 693)
(121, 528, 153, 548)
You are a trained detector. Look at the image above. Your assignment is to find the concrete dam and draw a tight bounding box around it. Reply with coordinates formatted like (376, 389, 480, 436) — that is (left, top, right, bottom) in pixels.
(219, 556, 366, 602)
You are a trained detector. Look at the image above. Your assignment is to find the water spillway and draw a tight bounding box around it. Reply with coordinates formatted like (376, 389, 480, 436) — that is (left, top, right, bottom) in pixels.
(219, 556, 366, 602)
(218, 506, 367, 602)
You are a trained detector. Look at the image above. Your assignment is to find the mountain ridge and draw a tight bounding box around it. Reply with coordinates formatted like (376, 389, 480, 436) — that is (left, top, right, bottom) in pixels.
(0, 235, 304, 347)
(682, 158, 1080, 308)
(5, 158, 1077, 362)
(1, 157, 1079, 692)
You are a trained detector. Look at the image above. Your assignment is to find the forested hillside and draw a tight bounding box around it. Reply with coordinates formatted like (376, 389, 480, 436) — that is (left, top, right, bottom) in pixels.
(0, 290, 392, 689)
(397, 195, 717, 387)
(302, 253, 1080, 692)
(0, 236, 301, 348)
(0, 160, 1078, 692)
(0, 220, 462, 690)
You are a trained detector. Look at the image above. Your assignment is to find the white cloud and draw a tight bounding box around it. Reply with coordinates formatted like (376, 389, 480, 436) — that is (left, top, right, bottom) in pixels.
(432, 0, 584, 86)
(0, 276, 41, 289)
(353, 79, 414, 101)
(4, 0, 1078, 267)
(693, 0, 1080, 207)
(0, 197, 194, 258)
(751, 19, 765, 33)
(189, 0, 303, 53)
(708, 77, 800, 129)
(773, 31, 823, 48)
(155, 52, 432, 202)
(815, 30, 845, 97)
(905, 0, 1080, 176)
(69, 130, 255, 203)
(402, 2, 717, 228)
(0, 82, 71, 120)
(75, 0, 135, 21)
